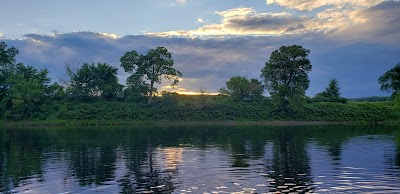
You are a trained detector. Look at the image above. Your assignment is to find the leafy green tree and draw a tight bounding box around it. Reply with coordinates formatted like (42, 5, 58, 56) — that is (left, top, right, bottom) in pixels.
(123, 74, 149, 102)
(261, 45, 312, 112)
(314, 78, 347, 103)
(120, 47, 182, 104)
(0, 42, 19, 101)
(1, 64, 52, 119)
(218, 76, 263, 101)
(379, 63, 400, 97)
(67, 62, 123, 101)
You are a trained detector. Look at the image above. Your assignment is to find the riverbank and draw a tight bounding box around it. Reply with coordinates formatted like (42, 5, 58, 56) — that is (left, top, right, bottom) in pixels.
(55, 100, 400, 121)
(2, 120, 400, 128)
(1, 98, 399, 127)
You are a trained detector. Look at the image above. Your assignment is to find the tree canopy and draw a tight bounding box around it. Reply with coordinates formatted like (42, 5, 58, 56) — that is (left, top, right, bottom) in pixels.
(0, 42, 19, 101)
(66, 62, 123, 101)
(219, 76, 264, 101)
(0, 63, 61, 120)
(261, 45, 312, 112)
(120, 47, 182, 104)
(379, 63, 400, 97)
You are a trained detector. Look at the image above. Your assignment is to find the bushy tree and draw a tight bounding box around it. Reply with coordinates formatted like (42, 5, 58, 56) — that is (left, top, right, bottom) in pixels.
(261, 45, 312, 112)
(314, 78, 347, 103)
(120, 47, 182, 104)
(0, 42, 19, 101)
(67, 62, 123, 101)
(0, 64, 57, 119)
(123, 74, 149, 102)
(218, 76, 263, 101)
(379, 63, 400, 97)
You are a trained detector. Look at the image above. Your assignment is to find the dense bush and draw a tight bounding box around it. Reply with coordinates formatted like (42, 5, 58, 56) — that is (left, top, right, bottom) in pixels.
(53, 95, 400, 122)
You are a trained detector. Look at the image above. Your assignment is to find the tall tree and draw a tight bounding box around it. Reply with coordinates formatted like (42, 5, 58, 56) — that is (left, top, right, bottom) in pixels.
(218, 76, 263, 101)
(67, 62, 122, 101)
(379, 63, 400, 97)
(0, 42, 19, 101)
(120, 47, 182, 104)
(261, 45, 312, 112)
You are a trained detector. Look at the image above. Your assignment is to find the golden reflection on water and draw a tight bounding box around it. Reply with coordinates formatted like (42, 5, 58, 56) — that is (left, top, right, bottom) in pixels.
(156, 147, 184, 171)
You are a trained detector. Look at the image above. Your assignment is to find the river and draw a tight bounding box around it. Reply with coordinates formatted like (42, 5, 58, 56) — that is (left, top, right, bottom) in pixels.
(0, 124, 399, 193)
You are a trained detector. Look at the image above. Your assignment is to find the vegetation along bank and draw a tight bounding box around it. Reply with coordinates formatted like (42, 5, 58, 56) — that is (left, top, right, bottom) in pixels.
(1, 42, 399, 124)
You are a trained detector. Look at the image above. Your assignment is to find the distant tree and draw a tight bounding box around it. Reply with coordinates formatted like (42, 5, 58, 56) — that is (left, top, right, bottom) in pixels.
(325, 79, 340, 98)
(0, 42, 19, 101)
(67, 62, 123, 101)
(314, 78, 347, 103)
(120, 47, 182, 105)
(348, 96, 392, 102)
(218, 76, 263, 101)
(261, 45, 312, 112)
(379, 63, 400, 97)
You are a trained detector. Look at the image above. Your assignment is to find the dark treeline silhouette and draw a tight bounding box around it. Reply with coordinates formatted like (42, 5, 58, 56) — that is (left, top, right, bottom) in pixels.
(0, 42, 399, 121)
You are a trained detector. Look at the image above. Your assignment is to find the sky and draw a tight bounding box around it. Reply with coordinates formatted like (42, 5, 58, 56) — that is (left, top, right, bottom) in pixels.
(0, 0, 399, 97)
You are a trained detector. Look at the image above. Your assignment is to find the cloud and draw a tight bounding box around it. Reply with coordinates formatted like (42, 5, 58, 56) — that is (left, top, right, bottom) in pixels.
(197, 18, 204, 23)
(0, 32, 3, 39)
(170, 0, 187, 6)
(266, 0, 383, 11)
(147, 8, 318, 37)
(216, 7, 256, 17)
(148, 1, 400, 46)
(328, 1, 400, 43)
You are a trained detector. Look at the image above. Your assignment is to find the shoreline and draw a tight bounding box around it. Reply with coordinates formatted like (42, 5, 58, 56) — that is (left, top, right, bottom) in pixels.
(1, 120, 399, 128)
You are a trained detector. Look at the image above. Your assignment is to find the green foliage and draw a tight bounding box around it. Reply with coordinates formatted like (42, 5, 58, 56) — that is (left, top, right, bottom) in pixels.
(52, 95, 400, 122)
(379, 63, 400, 96)
(120, 47, 182, 104)
(394, 94, 400, 109)
(0, 42, 19, 101)
(67, 62, 123, 101)
(0, 64, 59, 120)
(261, 45, 312, 113)
(218, 76, 264, 101)
(314, 78, 347, 103)
(300, 102, 399, 122)
(0, 43, 399, 123)
(123, 73, 149, 102)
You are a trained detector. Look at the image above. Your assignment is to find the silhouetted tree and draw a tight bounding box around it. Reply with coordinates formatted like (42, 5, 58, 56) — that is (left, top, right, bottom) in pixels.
(66, 62, 123, 101)
(218, 76, 263, 101)
(379, 63, 400, 97)
(261, 45, 312, 112)
(120, 47, 182, 105)
(314, 78, 347, 103)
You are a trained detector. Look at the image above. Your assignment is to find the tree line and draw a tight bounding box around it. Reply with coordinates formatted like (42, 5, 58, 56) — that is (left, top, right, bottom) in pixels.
(0, 41, 399, 120)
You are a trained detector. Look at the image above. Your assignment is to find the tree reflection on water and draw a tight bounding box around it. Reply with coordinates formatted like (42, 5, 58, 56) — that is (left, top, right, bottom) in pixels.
(0, 125, 399, 193)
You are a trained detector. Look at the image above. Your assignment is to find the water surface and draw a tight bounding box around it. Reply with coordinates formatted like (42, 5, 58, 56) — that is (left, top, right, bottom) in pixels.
(0, 125, 399, 193)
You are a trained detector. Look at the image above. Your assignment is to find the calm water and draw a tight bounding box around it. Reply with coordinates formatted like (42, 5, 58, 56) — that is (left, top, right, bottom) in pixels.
(0, 125, 400, 193)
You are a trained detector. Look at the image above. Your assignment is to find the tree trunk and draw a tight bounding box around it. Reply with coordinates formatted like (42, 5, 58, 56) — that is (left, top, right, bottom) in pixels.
(147, 82, 154, 105)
